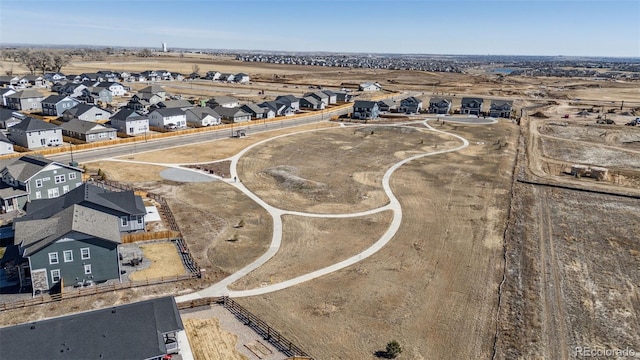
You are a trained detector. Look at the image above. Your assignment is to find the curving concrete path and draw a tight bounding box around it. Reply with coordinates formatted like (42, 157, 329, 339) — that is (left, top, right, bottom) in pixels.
(170, 119, 478, 302)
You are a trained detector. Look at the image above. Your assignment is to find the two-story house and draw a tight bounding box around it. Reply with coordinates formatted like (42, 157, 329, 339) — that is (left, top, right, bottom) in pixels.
(275, 95, 300, 112)
(148, 108, 187, 128)
(0, 133, 14, 155)
(428, 97, 452, 114)
(399, 96, 423, 114)
(13, 204, 121, 293)
(94, 82, 126, 96)
(6, 89, 45, 112)
(8, 117, 63, 149)
(63, 104, 111, 122)
(461, 97, 484, 116)
(0, 155, 83, 212)
(0, 108, 24, 129)
(109, 108, 149, 136)
(41, 95, 81, 117)
(489, 100, 513, 118)
(352, 100, 379, 120)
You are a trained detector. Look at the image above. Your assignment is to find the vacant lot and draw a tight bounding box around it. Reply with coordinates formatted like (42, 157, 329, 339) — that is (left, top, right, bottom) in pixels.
(238, 125, 459, 213)
(84, 161, 166, 183)
(236, 120, 519, 359)
(229, 211, 392, 290)
(495, 185, 640, 359)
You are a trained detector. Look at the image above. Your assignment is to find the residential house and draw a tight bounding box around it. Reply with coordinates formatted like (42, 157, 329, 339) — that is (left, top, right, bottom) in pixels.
(205, 71, 221, 81)
(240, 103, 271, 119)
(428, 97, 452, 114)
(6, 89, 45, 112)
(13, 204, 121, 293)
(20, 75, 46, 88)
(275, 95, 300, 112)
(377, 99, 397, 112)
(0, 75, 20, 87)
(171, 72, 184, 81)
(77, 87, 113, 105)
(132, 92, 164, 106)
(154, 99, 194, 111)
(61, 119, 117, 143)
(304, 91, 330, 107)
(22, 182, 146, 233)
(94, 82, 126, 97)
(489, 100, 513, 118)
(461, 97, 484, 115)
(0, 88, 17, 107)
(206, 96, 240, 108)
(399, 96, 423, 114)
(41, 95, 81, 117)
(321, 90, 338, 104)
(235, 73, 250, 83)
(185, 107, 221, 127)
(214, 106, 251, 123)
(57, 83, 88, 98)
(0, 155, 83, 211)
(109, 108, 149, 136)
(8, 117, 62, 149)
(0, 296, 185, 358)
(148, 108, 187, 128)
(157, 70, 173, 80)
(63, 104, 110, 122)
(299, 96, 325, 110)
(219, 73, 235, 82)
(141, 70, 160, 82)
(352, 100, 379, 120)
(258, 101, 293, 117)
(0, 108, 24, 129)
(78, 73, 103, 82)
(139, 84, 166, 98)
(335, 91, 355, 102)
(0, 133, 14, 155)
(359, 82, 382, 91)
(43, 72, 67, 83)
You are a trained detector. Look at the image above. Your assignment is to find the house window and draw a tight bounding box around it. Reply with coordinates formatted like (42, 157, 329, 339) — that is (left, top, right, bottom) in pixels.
(137, 216, 143, 224)
(51, 269, 61, 283)
(48, 252, 59, 264)
(69, 173, 76, 180)
(54, 174, 65, 183)
(35, 191, 42, 199)
(63, 250, 73, 262)
(63, 185, 70, 194)
(81, 248, 90, 260)
(47, 188, 59, 198)
(40, 138, 46, 146)
(84, 264, 92, 275)
(121, 217, 128, 226)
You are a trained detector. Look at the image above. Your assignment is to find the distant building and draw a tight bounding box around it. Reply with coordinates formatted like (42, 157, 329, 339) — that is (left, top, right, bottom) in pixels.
(489, 100, 513, 118)
(460, 97, 483, 116)
(162, 41, 167, 52)
(359, 82, 382, 92)
(428, 97, 452, 114)
(352, 100, 379, 120)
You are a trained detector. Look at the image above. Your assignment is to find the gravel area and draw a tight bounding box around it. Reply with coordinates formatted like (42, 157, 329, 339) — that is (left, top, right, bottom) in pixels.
(180, 304, 289, 360)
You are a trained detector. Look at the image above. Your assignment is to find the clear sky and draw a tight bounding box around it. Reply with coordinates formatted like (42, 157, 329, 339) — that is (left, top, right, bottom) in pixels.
(1, 0, 639, 57)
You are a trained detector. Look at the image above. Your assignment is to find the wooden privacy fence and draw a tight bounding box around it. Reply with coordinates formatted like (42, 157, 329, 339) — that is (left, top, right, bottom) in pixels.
(121, 230, 180, 243)
(176, 296, 313, 359)
(0, 275, 196, 311)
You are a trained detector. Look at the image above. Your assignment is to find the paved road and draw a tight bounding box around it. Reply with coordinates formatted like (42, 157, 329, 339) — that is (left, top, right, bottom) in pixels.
(49, 107, 351, 164)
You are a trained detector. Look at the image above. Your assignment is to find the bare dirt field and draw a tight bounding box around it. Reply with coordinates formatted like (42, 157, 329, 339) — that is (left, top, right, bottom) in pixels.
(118, 122, 338, 164)
(183, 318, 248, 360)
(235, 120, 519, 359)
(238, 125, 459, 213)
(229, 211, 393, 290)
(128, 242, 186, 281)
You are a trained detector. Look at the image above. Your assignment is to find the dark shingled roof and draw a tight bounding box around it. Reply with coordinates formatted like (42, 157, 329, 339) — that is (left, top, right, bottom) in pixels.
(22, 183, 146, 222)
(152, 107, 185, 117)
(14, 204, 121, 256)
(8, 117, 58, 132)
(0, 155, 54, 183)
(0, 296, 184, 360)
(110, 108, 145, 121)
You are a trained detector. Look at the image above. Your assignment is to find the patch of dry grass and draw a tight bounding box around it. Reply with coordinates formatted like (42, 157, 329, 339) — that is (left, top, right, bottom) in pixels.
(184, 318, 248, 360)
(129, 242, 185, 281)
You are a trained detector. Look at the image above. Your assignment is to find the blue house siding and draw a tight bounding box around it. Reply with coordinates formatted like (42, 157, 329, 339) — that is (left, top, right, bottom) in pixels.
(28, 233, 120, 289)
(27, 165, 83, 202)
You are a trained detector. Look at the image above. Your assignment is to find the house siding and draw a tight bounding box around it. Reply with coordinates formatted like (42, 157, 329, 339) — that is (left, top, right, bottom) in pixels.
(9, 128, 63, 149)
(111, 118, 149, 136)
(28, 233, 119, 289)
(27, 164, 83, 201)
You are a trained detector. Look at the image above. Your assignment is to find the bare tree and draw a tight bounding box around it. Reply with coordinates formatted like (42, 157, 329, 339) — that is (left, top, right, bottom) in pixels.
(192, 64, 200, 75)
(51, 52, 71, 72)
(138, 48, 153, 58)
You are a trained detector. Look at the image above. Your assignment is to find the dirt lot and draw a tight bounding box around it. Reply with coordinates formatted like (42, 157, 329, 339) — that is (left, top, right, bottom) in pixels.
(495, 184, 640, 359)
(183, 318, 248, 360)
(238, 125, 459, 213)
(84, 161, 166, 183)
(128, 242, 186, 281)
(236, 120, 519, 359)
(229, 211, 393, 290)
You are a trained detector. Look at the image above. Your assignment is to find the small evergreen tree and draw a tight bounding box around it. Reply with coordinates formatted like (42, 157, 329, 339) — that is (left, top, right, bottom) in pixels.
(385, 340, 402, 358)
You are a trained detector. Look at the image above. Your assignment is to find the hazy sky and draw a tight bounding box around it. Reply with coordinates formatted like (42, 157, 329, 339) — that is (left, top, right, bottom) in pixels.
(1, 0, 639, 57)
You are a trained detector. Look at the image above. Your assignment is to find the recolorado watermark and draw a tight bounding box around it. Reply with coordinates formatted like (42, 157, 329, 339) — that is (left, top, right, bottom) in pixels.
(575, 346, 637, 358)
